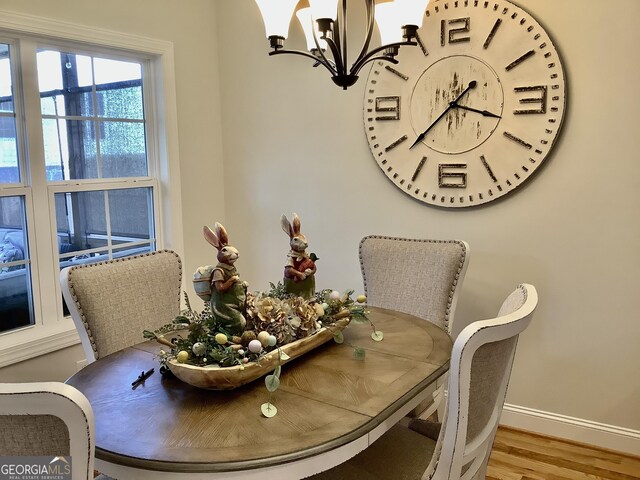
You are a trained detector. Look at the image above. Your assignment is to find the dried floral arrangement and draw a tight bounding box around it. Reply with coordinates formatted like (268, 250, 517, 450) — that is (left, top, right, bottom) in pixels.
(143, 283, 380, 374)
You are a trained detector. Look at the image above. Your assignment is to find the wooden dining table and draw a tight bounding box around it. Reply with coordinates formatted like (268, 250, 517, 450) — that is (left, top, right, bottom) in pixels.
(66, 307, 452, 479)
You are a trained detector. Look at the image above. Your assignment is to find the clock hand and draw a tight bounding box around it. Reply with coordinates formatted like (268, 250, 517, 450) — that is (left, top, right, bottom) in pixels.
(451, 103, 502, 118)
(409, 80, 477, 150)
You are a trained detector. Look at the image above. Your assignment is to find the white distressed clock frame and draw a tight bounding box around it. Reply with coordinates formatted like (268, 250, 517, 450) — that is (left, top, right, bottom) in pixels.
(363, 0, 566, 207)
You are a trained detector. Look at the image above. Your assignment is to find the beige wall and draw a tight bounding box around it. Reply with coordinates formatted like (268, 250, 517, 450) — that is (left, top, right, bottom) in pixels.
(1, 0, 638, 439)
(216, 0, 640, 432)
(0, 344, 85, 382)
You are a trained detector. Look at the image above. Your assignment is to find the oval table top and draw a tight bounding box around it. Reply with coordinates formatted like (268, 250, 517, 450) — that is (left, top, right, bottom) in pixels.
(66, 307, 452, 475)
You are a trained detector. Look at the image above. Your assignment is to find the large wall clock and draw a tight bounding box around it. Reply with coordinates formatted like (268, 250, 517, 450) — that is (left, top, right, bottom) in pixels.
(363, 0, 566, 207)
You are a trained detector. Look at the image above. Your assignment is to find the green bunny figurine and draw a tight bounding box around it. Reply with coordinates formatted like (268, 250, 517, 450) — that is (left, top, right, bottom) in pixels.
(203, 222, 247, 335)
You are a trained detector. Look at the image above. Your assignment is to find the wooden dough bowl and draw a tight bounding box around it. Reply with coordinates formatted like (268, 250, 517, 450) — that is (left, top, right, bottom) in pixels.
(167, 318, 350, 390)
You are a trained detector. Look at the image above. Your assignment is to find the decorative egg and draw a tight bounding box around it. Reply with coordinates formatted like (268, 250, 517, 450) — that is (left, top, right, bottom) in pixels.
(267, 335, 277, 347)
(243, 357, 249, 363)
(176, 350, 189, 363)
(329, 290, 341, 300)
(241, 330, 257, 346)
(238, 349, 245, 356)
(192, 342, 206, 356)
(215, 333, 228, 345)
(257, 331, 271, 347)
(356, 294, 367, 303)
(248, 339, 263, 353)
(322, 302, 330, 311)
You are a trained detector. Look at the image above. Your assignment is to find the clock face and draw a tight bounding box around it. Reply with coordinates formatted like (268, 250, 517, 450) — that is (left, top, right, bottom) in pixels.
(363, 0, 566, 207)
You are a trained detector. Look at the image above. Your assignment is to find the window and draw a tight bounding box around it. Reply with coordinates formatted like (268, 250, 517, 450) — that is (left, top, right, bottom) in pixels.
(0, 14, 182, 366)
(38, 49, 156, 303)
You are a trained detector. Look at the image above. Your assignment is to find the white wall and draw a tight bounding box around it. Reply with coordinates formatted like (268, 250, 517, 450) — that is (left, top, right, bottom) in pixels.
(216, 0, 640, 438)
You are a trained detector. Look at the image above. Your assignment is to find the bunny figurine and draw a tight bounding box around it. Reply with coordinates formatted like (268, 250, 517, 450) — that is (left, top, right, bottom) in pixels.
(203, 222, 247, 335)
(281, 213, 317, 299)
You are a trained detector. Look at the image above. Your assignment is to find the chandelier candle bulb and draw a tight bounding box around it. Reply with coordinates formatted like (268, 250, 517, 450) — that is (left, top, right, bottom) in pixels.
(255, 0, 299, 39)
(375, 1, 405, 44)
(309, 0, 340, 22)
(396, 0, 431, 30)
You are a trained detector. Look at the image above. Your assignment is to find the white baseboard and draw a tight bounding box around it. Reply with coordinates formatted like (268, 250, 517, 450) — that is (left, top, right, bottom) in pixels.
(500, 403, 640, 456)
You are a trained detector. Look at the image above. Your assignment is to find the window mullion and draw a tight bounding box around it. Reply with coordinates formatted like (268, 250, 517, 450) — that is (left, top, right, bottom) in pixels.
(18, 38, 61, 325)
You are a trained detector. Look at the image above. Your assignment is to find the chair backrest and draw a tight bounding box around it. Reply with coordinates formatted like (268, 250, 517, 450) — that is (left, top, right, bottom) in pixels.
(359, 236, 469, 333)
(61, 249, 182, 363)
(0, 382, 95, 480)
(427, 283, 538, 480)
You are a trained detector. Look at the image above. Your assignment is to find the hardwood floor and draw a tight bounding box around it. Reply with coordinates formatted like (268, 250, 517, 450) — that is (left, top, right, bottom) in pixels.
(487, 426, 640, 480)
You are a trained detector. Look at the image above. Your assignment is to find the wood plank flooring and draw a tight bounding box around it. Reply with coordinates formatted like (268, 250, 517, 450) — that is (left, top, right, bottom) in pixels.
(487, 426, 640, 480)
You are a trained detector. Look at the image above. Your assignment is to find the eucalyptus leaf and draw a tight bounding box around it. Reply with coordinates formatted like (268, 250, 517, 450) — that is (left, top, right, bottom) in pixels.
(371, 330, 384, 342)
(261, 402, 278, 418)
(353, 347, 366, 361)
(351, 316, 370, 324)
(265, 374, 280, 392)
(333, 331, 344, 344)
(279, 351, 291, 361)
(273, 365, 282, 378)
(142, 330, 157, 339)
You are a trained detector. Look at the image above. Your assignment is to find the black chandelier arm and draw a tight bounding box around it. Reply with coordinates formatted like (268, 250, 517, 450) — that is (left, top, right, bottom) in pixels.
(312, 38, 339, 75)
(321, 35, 346, 76)
(269, 48, 337, 76)
(350, 40, 416, 75)
(354, 0, 376, 76)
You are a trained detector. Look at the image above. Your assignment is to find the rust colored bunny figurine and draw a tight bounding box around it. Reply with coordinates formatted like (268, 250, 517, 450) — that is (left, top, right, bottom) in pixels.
(203, 222, 247, 335)
(281, 213, 316, 299)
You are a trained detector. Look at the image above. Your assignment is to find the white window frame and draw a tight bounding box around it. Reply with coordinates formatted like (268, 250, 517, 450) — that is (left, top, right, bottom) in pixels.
(0, 10, 184, 368)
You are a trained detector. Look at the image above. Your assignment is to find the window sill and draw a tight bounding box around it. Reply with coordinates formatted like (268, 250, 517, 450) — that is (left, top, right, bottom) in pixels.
(0, 318, 80, 369)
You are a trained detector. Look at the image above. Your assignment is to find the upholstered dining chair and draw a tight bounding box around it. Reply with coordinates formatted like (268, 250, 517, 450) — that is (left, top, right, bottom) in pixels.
(60, 249, 182, 363)
(310, 283, 538, 480)
(359, 235, 470, 419)
(0, 382, 95, 480)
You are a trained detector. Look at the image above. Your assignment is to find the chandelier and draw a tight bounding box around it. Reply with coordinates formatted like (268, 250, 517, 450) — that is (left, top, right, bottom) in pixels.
(255, 0, 430, 89)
